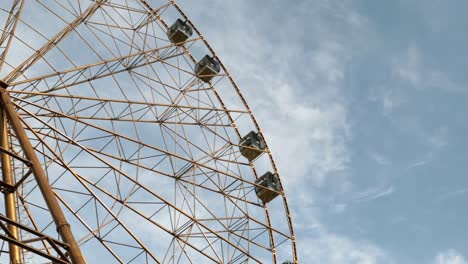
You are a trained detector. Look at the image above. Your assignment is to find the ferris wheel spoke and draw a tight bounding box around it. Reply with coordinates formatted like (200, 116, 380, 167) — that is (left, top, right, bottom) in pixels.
(22, 101, 256, 222)
(26, 122, 265, 263)
(11, 91, 246, 114)
(4, 0, 107, 84)
(14, 94, 234, 170)
(42, 146, 254, 263)
(94, 149, 288, 257)
(27, 114, 232, 127)
(9, 42, 191, 95)
(0, 0, 25, 74)
(14, 192, 57, 257)
(54, 193, 154, 264)
(133, 2, 171, 32)
(80, 145, 257, 205)
(14, 87, 290, 262)
(11, 91, 248, 135)
(14, 98, 261, 189)
(21, 125, 163, 263)
(0, 1, 297, 262)
(172, 182, 264, 253)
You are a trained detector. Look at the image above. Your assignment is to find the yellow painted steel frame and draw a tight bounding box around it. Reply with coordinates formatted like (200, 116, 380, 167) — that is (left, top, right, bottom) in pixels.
(0, 83, 85, 263)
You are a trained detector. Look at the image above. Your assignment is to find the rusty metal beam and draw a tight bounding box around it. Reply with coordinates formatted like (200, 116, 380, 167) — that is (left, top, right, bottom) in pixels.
(4, 0, 107, 84)
(0, 104, 20, 263)
(0, 0, 25, 73)
(0, 88, 86, 264)
(0, 233, 69, 264)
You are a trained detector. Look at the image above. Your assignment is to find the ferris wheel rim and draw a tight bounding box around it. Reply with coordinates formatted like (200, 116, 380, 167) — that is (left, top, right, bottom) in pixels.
(0, 0, 297, 263)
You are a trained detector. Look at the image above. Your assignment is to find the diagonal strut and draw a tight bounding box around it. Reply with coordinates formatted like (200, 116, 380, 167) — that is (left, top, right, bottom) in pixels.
(0, 84, 86, 264)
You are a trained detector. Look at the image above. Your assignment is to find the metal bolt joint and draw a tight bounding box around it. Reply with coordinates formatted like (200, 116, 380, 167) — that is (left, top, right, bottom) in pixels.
(56, 222, 71, 233)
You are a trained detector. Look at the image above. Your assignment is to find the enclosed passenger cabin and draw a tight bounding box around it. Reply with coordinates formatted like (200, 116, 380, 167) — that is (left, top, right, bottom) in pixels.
(167, 19, 193, 44)
(255, 171, 281, 203)
(239, 131, 266, 162)
(195, 55, 221, 82)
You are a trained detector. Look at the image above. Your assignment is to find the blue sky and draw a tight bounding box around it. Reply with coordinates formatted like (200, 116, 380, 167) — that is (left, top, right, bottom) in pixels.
(179, 0, 468, 263)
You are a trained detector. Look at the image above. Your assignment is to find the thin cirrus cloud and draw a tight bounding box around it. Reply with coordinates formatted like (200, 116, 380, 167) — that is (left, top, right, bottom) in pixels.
(181, 0, 468, 263)
(435, 249, 468, 264)
(178, 0, 393, 263)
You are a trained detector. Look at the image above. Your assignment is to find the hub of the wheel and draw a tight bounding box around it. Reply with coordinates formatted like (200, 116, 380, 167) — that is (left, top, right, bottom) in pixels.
(0, 80, 7, 89)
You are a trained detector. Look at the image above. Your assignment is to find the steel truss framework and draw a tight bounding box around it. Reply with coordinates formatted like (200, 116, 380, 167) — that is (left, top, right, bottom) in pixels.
(0, 0, 297, 263)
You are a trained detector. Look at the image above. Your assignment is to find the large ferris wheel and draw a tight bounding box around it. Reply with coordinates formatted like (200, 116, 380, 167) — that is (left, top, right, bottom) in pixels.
(0, 0, 297, 263)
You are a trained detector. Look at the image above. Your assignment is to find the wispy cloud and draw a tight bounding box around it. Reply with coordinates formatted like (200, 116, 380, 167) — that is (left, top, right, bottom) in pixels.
(181, 0, 394, 262)
(435, 249, 468, 264)
(406, 126, 448, 170)
(392, 44, 465, 93)
(369, 151, 392, 165)
(393, 43, 422, 87)
(299, 230, 392, 264)
(436, 188, 468, 202)
(353, 185, 394, 203)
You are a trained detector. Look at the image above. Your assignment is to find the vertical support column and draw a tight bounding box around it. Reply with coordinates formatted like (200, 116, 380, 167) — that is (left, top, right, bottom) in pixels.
(0, 106, 21, 264)
(0, 88, 86, 264)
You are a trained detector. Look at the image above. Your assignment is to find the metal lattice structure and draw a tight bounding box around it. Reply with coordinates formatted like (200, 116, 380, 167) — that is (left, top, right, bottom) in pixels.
(0, 0, 297, 263)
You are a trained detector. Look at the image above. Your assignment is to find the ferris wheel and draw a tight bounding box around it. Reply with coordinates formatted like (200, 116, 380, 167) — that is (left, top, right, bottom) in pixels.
(0, 0, 297, 263)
